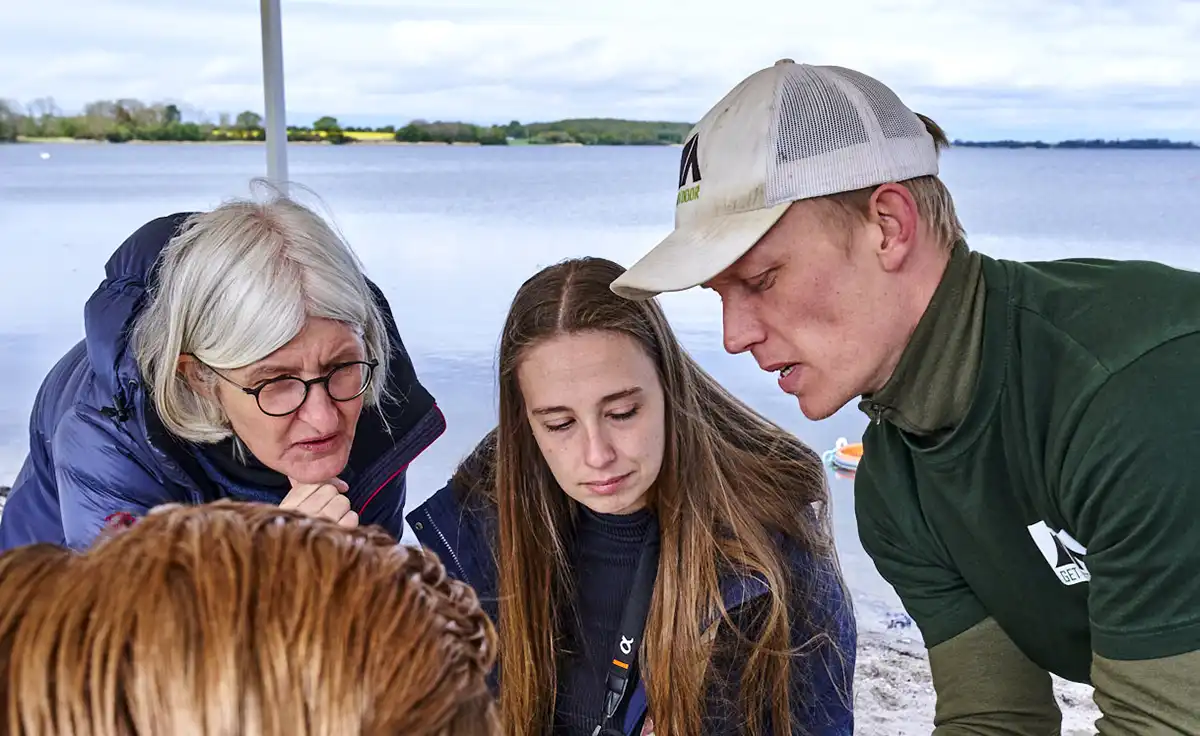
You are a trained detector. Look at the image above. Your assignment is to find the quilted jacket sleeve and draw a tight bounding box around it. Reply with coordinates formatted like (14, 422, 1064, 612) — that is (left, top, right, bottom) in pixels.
(53, 407, 178, 550)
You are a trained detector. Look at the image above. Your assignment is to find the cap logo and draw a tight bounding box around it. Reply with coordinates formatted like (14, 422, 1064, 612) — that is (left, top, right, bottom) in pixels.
(676, 133, 701, 205)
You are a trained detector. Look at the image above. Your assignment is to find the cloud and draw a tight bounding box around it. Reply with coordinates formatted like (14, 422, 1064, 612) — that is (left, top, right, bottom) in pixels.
(2, 0, 1196, 139)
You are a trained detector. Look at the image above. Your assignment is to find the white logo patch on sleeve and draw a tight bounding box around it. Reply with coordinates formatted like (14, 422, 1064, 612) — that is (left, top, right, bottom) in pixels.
(1027, 521, 1091, 586)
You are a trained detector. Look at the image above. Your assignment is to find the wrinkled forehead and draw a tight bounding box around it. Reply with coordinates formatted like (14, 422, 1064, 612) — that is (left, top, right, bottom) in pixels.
(237, 318, 366, 374)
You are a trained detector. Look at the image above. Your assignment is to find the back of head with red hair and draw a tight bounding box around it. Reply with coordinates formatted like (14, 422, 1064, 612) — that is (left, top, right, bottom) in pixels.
(0, 500, 498, 736)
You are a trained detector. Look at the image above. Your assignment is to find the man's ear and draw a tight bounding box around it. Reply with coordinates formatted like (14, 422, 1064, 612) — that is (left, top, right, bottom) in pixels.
(177, 353, 216, 400)
(869, 183, 920, 272)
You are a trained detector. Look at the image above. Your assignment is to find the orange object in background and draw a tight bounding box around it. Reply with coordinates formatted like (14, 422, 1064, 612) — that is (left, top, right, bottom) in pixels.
(824, 437, 863, 473)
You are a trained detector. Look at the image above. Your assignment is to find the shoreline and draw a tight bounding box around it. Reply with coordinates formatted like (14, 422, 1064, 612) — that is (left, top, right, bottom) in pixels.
(14, 137, 489, 147)
(11, 136, 1190, 150)
(12, 136, 652, 148)
(9, 136, 1194, 151)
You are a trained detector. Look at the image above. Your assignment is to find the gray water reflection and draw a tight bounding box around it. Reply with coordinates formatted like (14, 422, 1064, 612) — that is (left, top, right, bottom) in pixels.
(2, 141, 1198, 635)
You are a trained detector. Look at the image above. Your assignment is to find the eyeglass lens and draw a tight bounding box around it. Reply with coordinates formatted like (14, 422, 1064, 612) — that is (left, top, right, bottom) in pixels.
(257, 362, 371, 415)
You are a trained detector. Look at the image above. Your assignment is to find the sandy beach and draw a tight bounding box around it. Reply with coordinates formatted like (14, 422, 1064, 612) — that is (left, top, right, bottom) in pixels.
(855, 629, 1100, 734)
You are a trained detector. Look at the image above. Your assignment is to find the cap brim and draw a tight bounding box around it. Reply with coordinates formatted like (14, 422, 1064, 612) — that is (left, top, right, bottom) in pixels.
(610, 202, 791, 301)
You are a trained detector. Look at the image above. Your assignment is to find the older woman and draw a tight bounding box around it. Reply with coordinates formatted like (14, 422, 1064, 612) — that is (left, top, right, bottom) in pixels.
(0, 194, 444, 551)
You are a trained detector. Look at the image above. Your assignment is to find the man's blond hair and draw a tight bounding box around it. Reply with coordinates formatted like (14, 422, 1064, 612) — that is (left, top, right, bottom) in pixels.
(821, 114, 966, 250)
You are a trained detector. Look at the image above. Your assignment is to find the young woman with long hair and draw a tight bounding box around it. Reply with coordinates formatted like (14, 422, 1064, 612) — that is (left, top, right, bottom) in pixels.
(408, 256, 855, 736)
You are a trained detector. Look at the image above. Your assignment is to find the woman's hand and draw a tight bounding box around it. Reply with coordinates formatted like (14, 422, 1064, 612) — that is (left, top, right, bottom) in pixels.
(280, 477, 359, 528)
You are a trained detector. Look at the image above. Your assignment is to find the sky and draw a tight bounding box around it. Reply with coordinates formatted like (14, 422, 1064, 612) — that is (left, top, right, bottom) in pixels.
(3, 0, 1198, 141)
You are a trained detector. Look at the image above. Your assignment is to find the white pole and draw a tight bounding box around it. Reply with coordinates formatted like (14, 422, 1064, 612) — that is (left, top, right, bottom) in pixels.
(260, 0, 289, 191)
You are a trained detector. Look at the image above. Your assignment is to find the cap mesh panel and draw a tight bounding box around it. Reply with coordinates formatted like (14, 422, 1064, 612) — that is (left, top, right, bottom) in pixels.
(772, 66, 869, 163)
(836, 67, 925, 139)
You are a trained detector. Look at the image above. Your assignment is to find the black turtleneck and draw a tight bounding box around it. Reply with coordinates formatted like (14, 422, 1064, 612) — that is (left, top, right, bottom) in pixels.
(202, 437, 291, 492)
(554, 505, 652, 735)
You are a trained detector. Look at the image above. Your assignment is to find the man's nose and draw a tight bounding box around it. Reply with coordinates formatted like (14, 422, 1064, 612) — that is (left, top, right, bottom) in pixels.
(722, 297, 765, 355)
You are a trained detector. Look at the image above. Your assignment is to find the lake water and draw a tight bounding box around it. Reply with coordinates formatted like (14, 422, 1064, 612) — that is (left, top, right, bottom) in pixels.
(2, 141, 1197, 636)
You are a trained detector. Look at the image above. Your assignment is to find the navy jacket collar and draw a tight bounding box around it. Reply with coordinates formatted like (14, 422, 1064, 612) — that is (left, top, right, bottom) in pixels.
(84, 213, 193, 401)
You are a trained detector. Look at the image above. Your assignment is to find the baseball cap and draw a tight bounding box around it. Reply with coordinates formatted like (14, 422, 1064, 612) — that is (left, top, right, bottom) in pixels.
(610, 60, 940, 301)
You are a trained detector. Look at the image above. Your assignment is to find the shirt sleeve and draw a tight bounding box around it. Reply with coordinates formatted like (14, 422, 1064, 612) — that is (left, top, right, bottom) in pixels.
(927, 617, 1063, 735)
(854, 442, 989, 649)
(1091, 650, 1200, 733)
(1059, 334, 1200, 662)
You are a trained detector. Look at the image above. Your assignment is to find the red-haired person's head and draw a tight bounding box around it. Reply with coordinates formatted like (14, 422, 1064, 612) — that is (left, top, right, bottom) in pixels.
(0, 500, 498, 736)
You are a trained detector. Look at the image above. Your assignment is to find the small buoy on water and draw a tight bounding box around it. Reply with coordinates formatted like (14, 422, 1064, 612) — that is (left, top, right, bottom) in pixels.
(40, 152, 50, 160)
(821, 436, 863, 473)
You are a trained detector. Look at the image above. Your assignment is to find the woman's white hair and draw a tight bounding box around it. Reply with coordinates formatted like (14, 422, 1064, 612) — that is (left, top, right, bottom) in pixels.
(132, 186, 392, 444)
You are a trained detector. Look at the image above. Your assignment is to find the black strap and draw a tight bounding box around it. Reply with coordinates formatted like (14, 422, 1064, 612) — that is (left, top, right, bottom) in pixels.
(592, 516, 660, 736)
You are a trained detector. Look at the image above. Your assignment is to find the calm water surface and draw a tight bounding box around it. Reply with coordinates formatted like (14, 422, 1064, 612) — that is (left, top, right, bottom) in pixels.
(2, 142, 1197, 635)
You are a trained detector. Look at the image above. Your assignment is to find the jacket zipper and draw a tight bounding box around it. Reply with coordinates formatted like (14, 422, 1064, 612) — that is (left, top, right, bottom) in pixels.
(866, 401, 884, 425)
(421, 507, 468, 581)
(354, 407, 444, 513)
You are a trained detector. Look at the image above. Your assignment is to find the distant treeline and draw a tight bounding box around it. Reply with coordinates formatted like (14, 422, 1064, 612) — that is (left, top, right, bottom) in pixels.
(0, 98, 359, 143)
(952, 138, 1198, 150)
(393, 118, 694, 145)
(2, 97, 1195, 150)
(0, 96, 693, 146)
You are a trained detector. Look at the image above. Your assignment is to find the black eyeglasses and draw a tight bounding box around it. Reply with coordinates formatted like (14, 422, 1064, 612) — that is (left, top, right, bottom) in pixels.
(195, 357, 379, 417)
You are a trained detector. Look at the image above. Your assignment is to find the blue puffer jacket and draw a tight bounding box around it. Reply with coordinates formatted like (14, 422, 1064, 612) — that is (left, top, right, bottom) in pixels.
(0, 213, 445, 552)
(407, 479, 856, 735)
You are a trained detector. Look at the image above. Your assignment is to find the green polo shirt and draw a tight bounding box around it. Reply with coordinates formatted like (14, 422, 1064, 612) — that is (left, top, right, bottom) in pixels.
(855, 250, 1200, 683)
